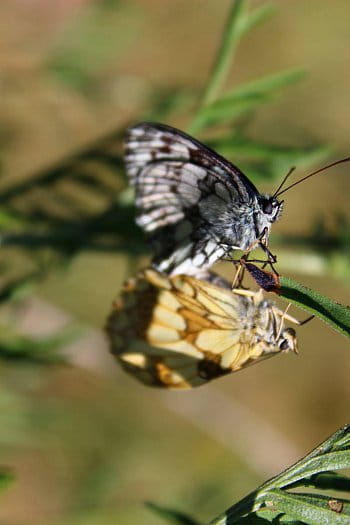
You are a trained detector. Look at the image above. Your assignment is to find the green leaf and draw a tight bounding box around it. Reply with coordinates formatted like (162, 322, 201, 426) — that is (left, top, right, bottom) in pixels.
(226, 69, 305, 100)
(256, 505, 308, 524)
(266, 489, 350, 525)
(191, 93, 269, 133)
(0, 469, 14, 493)
(192, 69, 304, 131)
(291, 472, 350, 493)
(226, 514, 276, 524)
(204, 135, 330, 184)
(283, 492, 350, 513)
(144, 87, 197, 122)
(146, 502, 201, 525)
(0, 328, 80, 365)
(279, 276, 350, 338)
(206, 136, 328, 163)
(239, 4, 276, 36)
(0, 272, 39, 304)
(272, 451, 350, 488)
(0, 208, 27, 229)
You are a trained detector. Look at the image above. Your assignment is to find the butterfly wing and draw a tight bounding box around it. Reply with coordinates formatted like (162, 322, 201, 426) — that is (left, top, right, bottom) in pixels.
(125, 123, 261, 274)
(106, 268, 289, 389)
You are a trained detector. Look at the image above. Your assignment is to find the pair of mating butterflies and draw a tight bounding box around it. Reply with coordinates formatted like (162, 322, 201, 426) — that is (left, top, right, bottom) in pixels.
(106, 123, 299, 388)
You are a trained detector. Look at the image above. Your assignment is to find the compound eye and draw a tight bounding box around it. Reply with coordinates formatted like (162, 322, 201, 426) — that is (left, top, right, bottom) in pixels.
(262, 199, 273, 215)
(279, 339, 290, 351)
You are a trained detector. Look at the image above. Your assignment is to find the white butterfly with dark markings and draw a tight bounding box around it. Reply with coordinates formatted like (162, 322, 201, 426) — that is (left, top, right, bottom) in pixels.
(125, 123, 284, 276)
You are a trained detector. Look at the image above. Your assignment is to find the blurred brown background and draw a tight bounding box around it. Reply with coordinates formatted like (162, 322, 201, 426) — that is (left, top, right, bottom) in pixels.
(0, 1, 349, 524)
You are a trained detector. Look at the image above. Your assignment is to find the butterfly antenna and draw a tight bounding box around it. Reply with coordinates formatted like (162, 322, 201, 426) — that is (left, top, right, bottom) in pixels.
(275, 156, 350, 198)
(272, 166, 296, 198)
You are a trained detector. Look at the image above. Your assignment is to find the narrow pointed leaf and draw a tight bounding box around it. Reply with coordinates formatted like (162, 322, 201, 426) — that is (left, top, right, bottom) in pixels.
(193, 69, 304, 130)
(190, 93, 269, 132)
(146, 502, 201, 525)
(282, 492, 350, 513)
(271, 451, 350, 489)
(226, 514, 277, 524)
(266, 489, 350, 524)
(206, 136, 329, 164)
(0, 469, 14, 492)
(239, 4, 275, 36)
(0, 328, 80, 365)
(226, 69, 305, 100)
(291, 471, 350, 492)
(279, 276, 350, 338)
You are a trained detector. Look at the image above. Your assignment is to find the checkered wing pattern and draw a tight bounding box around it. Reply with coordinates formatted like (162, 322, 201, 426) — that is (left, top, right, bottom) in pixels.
(124, 123, 261, 275)
(106, 269, 297, 389)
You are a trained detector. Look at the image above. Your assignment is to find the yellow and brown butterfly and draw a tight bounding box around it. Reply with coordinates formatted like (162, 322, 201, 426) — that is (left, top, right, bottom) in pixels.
(106, 268, 302, 389)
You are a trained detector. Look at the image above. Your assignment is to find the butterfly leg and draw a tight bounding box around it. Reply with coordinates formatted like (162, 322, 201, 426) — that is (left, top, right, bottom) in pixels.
(231, 261, 246, 289)
(231, 288, 264, 300)
(272, 304, 300, 354)
(282, 312, 315, 326)
(273, 307, 314, 326)
(276, 303, 292, 340)
(238, 228, 278, 273)
(258, 242, 278, 274)
(255, 226, 279, 274)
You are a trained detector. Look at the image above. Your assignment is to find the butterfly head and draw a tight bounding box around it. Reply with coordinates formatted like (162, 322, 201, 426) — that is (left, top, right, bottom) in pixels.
(278, 327, 298, 354)
(259, 194, 284, 223)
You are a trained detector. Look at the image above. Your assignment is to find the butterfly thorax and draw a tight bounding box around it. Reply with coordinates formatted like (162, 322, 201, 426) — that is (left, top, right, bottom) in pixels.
(195, 188, 282, 252)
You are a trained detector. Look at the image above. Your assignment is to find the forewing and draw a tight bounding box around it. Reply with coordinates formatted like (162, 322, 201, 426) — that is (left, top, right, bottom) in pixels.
(125, 122, 256, 191)
(106, 268, 283, 389)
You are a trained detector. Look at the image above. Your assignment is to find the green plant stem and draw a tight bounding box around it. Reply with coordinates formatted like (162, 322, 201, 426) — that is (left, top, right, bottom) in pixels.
(202, 0, 246, 105)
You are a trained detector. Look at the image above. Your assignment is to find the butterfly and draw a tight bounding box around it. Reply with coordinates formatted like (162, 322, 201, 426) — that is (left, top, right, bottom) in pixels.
(124, 122, 284, 276)
(106, 268, 300, 389)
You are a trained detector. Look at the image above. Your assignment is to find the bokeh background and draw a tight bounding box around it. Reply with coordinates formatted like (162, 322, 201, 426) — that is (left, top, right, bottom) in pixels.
(0, 1, 349, 524)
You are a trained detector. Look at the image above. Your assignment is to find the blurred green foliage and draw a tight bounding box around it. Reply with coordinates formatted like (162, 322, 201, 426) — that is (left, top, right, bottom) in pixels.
(47, 2, 140, 92)
(146, 502, 201, 525)
(0, 468, 14, 492)
(0, 328, 78, 365)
